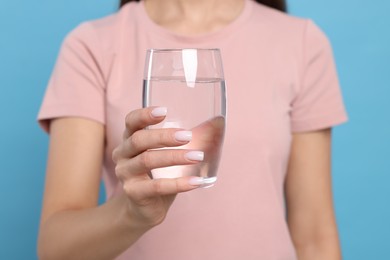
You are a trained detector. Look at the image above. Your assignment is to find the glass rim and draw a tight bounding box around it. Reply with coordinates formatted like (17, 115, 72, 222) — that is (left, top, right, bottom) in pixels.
(147, 48, 221, 53)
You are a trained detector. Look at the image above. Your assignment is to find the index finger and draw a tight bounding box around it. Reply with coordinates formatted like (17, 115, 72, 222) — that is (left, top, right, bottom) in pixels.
(123, 107, 167, 139)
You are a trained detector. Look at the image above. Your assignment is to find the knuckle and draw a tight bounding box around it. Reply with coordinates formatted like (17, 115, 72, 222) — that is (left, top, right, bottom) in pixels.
(129, 131, 142, 150)
(165, 129, 175, 141)
(124, 112, 134, 127)
(122, 181, 134, 196)
(139, 151, 152, 171)
(168, 150, 182, 164)
(157, 131, 165, 145)
(114, 163, 127, 180)
(112, 146, 122, 163)
(152, 180, 164, 196)
(123, 181, 142, 202)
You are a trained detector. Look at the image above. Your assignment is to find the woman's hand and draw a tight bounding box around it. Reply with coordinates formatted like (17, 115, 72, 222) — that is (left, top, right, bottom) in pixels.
(112, 107, 206, 229)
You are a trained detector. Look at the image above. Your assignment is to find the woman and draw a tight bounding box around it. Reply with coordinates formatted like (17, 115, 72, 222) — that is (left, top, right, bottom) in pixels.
(37, 0, 347, 259)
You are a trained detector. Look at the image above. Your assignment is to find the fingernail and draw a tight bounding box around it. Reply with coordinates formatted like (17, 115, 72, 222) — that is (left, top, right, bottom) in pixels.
(188, 177, 206, 186)
(185, 151, 204, 161)
(174, 131, 192, 142)
(151, 107, 167, 117)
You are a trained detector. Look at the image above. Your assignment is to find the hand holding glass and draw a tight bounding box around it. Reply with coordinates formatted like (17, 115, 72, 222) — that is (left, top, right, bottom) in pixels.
(143, 49, 226, 188)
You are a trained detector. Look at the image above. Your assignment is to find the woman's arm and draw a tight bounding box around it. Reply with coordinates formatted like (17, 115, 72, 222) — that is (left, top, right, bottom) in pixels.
(37, 118, 145, 260)
(38, 109, 204, 259)
(285, 129, 342, 260)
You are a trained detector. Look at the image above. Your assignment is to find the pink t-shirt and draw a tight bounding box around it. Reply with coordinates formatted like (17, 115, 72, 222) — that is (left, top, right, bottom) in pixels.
(38, 0, 347, 259)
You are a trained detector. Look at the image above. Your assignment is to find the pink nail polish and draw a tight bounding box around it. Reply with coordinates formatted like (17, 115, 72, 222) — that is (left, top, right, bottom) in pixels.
(151, 107, 167, 117)
(188, 177, 206, 186)
(185, 151, 204, 161)
(174, 131, 192, 142)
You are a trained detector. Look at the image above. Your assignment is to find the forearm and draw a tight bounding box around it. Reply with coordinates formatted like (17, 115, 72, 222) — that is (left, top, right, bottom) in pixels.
(294, 233, 342, 260)
(286, 130, 342, 260)
(38, 194, 149, 260)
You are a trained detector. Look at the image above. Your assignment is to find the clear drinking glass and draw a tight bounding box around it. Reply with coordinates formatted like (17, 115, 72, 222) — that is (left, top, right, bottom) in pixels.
(143, 49, 226, 188)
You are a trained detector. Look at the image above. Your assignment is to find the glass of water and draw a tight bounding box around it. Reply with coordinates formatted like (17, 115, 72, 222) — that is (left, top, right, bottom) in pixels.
(143, 48, 226, 188)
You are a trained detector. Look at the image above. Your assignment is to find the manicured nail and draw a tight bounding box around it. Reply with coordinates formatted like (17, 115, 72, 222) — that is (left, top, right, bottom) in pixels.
(185, 151, 204, 161)
(188, 177, 206, 186)
(174, 131, 192, 142)
(151, 107, 167, 117)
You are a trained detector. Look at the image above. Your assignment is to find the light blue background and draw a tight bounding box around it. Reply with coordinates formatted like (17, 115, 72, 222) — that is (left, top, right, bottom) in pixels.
(1, 0, 389, 259)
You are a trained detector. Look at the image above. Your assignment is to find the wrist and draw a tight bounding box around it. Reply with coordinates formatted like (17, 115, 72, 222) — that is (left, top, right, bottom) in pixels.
(117, 194, 155, 234)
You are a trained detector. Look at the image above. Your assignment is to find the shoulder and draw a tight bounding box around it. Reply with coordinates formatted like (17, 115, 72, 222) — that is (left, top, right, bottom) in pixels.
(249, 2, 306, 34)
(249, 1, 330, 47)
(251, 2, 304, 27)
(57, 2, 141, 77)
(246, 1, 332, 62)
(63, 2, 140, 54)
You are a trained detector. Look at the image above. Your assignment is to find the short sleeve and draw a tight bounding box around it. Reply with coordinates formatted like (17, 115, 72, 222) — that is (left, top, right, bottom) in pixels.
(291, 20, 348, 133)
(37, 23, 106, 132)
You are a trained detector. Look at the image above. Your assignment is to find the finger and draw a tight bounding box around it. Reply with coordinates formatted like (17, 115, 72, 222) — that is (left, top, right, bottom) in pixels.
(124, 176, 207, 201)
(113, 128, 192, 162)
(123, 107, 167, 139)
(115, 149, 204, 180)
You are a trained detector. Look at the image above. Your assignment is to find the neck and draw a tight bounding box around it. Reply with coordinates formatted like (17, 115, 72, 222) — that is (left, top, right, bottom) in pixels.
(144, 0, 245, 35)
